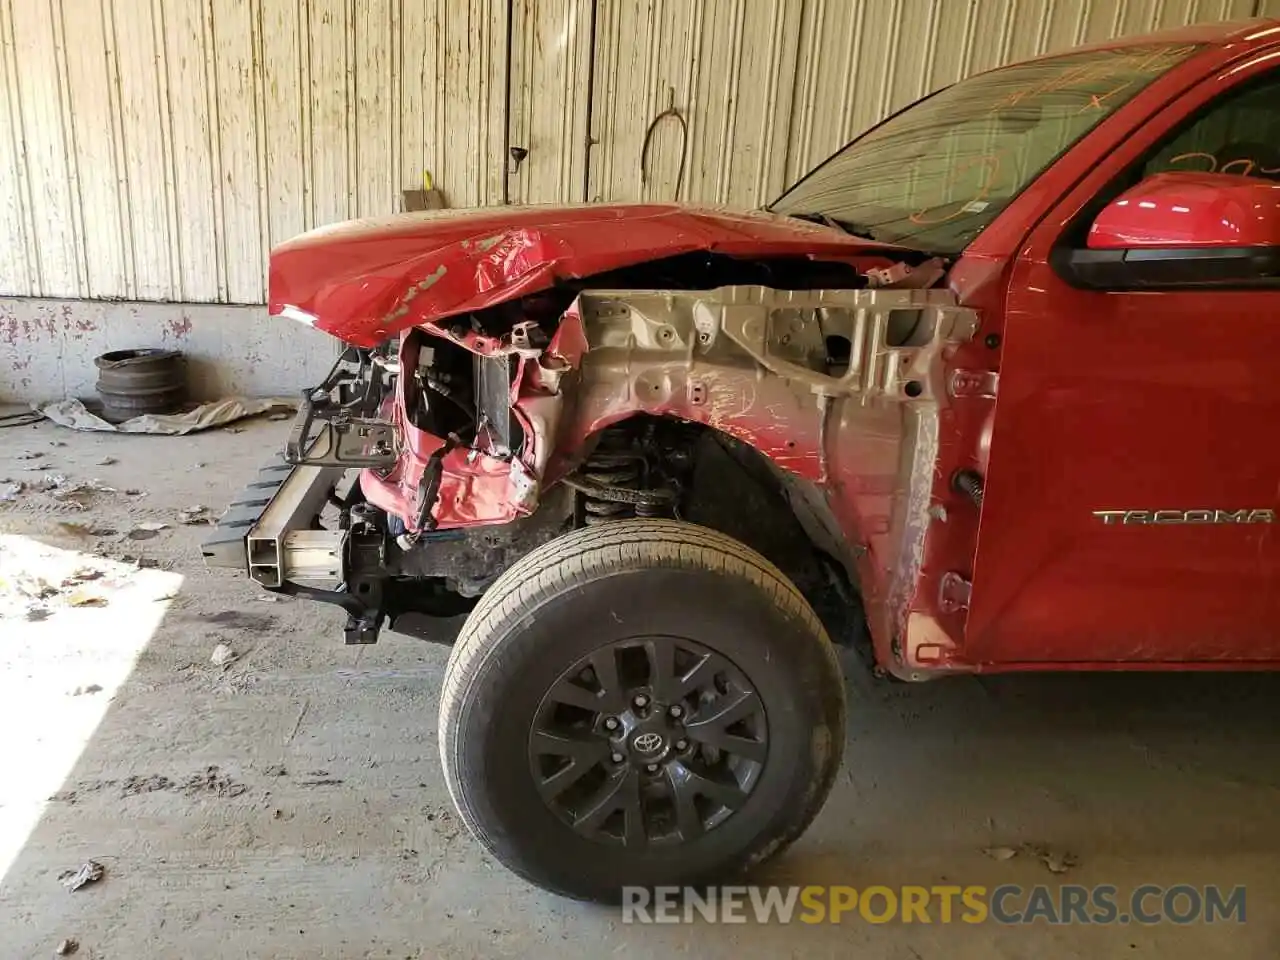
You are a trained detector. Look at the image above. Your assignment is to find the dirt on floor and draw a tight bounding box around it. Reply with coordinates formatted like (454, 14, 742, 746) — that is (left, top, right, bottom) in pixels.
(1, 416, 1277, 959)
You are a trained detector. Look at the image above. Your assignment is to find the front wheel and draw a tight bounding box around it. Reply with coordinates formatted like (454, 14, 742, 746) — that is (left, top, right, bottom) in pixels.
(438, 520, 846, 901)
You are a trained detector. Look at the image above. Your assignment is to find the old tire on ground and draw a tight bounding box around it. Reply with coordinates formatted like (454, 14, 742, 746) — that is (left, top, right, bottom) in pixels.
(438, 519, 846, 901)
(94, 348, 185, 423)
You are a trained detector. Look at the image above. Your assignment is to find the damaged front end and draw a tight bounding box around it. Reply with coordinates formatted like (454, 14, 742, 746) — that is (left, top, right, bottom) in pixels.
(202, 201, 989, 668)
(200, 315, 581, 643)
(201, 347, 401, 642)
(204, 274, 981, 671)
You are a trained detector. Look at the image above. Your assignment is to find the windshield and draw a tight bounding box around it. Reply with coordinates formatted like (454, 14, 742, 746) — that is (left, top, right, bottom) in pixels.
(770, 42, 1202, 254)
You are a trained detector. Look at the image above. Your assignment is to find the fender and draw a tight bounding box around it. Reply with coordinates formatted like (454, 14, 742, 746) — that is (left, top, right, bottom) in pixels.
(360, 285, 981, 679)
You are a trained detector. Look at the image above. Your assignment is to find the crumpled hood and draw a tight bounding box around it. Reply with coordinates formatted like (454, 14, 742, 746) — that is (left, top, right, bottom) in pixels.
(268, 203, 904, 347)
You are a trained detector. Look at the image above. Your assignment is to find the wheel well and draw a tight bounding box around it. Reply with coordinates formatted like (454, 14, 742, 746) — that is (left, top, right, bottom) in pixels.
(585, 415, 869, 649)
(385, 413, 869, 650)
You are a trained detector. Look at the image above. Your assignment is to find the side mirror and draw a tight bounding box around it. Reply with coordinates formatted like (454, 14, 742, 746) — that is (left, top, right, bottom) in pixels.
(1059, 172, 1280, 289)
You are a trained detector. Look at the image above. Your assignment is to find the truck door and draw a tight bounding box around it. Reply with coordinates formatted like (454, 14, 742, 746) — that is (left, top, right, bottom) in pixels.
(967, 55, 1280, 665)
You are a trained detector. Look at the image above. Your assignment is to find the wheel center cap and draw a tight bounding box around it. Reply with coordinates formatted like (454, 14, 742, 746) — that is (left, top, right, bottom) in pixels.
(631, 731, 666, 754)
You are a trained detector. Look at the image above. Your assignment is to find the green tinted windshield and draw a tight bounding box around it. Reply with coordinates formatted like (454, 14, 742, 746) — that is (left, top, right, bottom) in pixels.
(770, 43, 1202, 254)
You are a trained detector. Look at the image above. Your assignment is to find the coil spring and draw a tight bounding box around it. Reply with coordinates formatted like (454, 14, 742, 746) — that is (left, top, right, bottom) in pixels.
(952, 469, 984, 508)
(578, 453, 642, 525)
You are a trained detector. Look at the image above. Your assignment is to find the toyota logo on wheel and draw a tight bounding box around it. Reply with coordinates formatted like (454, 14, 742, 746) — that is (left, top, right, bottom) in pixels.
(632, 732, 665, 754)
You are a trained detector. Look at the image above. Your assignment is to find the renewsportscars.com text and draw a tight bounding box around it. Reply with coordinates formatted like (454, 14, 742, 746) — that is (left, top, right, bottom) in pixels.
(621, 884, 1246, 925)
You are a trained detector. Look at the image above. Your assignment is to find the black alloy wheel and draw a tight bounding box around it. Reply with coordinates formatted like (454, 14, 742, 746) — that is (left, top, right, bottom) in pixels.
(439, 520, 846, 901)
(529, 636, 768, 847)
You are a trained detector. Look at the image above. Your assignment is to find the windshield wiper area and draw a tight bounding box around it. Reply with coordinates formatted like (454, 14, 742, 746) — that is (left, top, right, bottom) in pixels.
(783, 212, 882, 242)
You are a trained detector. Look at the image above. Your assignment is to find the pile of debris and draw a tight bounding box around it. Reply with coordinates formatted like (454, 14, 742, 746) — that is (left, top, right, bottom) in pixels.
(0, 561, 119, 622)
(0, 450, 139, 511)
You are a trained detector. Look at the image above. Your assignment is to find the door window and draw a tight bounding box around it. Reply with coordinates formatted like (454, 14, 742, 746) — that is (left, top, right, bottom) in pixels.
(1142, 73, 1280, 180)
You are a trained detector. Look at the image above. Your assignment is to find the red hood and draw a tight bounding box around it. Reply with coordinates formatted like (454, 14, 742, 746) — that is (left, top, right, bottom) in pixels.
(268, 203, 904, 347)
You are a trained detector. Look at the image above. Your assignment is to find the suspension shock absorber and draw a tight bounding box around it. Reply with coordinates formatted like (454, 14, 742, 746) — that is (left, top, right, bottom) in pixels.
(565, 431, 675, 526)
(577, 451, 642, 524)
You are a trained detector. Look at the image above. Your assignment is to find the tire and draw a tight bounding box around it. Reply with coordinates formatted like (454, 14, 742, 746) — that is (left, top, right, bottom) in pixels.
(438, 519, 846, 901)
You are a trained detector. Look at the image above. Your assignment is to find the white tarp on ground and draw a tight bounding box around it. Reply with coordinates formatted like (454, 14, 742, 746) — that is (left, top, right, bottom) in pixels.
(39, 397, 296, 436)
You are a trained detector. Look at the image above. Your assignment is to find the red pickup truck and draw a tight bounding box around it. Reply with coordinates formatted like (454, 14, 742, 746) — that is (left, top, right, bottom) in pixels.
(205, 19, 1280, 900)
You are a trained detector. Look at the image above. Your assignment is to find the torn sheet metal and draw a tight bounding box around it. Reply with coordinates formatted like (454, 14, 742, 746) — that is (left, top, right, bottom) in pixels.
(359, 283, 978, 639)
(40, 398, 297, 436)
(269, 204, 908, 348)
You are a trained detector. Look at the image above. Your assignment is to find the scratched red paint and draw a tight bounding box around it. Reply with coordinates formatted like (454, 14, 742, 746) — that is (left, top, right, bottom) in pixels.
(167, 313, 194, 338)
(0, 305, 98, 350)
(268, 204, 904, 348)
(67, 314, 96, 340)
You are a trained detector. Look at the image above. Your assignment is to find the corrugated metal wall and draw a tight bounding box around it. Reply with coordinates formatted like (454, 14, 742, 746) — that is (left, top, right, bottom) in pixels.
(0, 0, 511, 304)
(595, 0, 1268, 204)
(0, 0, 1274, 305)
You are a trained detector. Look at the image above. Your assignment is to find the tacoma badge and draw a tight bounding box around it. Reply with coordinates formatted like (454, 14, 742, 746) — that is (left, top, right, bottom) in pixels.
(1092, 509, 1277, 525)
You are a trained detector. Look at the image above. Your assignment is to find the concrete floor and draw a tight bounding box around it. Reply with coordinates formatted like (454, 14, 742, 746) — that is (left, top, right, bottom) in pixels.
(1, 417, 1277, 958)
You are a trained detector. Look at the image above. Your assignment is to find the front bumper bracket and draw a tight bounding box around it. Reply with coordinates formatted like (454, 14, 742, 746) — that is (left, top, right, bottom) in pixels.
(202, 455, 347, 586)
(203, 453, 395, 644)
